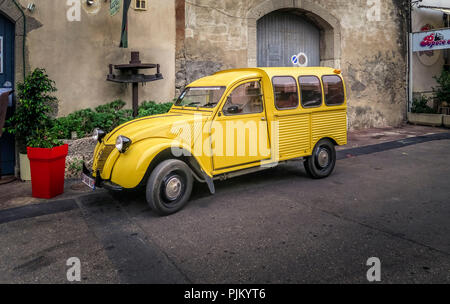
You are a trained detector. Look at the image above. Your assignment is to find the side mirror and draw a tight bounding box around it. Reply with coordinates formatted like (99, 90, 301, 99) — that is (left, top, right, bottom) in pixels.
(226, 105, 240, 114)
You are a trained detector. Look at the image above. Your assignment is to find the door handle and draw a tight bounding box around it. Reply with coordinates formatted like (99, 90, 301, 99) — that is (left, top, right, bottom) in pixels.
(261, 117, 266, 121)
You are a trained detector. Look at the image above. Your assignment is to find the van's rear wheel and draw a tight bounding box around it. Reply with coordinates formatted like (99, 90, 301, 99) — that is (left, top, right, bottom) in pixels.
(146, 159, 193, 216)
(304, 139, 336, 179)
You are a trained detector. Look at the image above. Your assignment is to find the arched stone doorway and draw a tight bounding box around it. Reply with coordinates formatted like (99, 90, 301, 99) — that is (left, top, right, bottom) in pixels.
(247, 0, 341, 68)
(257, 10, 320, 67)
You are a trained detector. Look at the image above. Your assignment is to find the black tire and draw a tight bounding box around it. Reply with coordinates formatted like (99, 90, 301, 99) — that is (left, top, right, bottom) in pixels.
(304, 139, 336, 179)
(146, 159, 193, 216)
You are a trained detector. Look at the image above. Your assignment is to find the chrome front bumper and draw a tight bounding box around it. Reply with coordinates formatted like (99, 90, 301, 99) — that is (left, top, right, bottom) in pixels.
(82, 163, 123, 191)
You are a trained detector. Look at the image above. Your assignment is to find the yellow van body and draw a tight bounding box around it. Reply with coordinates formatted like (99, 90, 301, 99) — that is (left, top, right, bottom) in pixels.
(88, 67, 347, 204)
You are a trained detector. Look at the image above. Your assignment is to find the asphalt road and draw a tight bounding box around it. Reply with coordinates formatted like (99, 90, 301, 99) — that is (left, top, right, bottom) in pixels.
(1, 138, 450, 283)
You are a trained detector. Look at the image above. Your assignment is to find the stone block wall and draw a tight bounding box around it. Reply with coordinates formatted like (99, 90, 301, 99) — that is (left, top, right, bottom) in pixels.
(176, 0, 409, 129)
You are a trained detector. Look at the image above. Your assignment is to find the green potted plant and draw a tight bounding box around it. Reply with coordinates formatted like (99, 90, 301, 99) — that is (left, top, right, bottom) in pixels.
(433, 69, 450, 107)
(26, 128, 68, 199)
(6, 68, 58, 181)
(408, 96, 442, 127)
(433, 69, 450, 127)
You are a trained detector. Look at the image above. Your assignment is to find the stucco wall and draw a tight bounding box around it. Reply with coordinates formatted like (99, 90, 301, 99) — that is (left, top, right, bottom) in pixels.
(18, 0, 176, 116)
(179, 0, 408, 129)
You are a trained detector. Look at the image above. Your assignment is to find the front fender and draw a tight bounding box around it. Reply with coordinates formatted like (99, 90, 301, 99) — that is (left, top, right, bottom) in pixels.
(109, 138, 208, 189)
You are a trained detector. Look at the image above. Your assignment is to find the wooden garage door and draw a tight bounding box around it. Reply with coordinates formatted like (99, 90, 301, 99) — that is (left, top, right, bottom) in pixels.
(257, 11, 320, 67)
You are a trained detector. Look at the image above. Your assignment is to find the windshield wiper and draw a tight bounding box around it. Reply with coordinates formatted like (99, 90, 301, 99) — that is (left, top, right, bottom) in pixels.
(185, 102, 200, 107)
(203, 102, 218, 107)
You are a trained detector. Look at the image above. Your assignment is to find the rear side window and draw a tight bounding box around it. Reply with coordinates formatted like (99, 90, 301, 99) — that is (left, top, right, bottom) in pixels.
(322, 75, 345, 106)
(299, 76, 322, 108)
(272, 76, 299, 110)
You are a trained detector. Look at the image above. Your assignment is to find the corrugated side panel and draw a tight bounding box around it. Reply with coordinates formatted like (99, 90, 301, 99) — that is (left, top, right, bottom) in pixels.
(92, 143, 104, 172)
(277, 114, 311, 159)
(311, 110, 347, 146)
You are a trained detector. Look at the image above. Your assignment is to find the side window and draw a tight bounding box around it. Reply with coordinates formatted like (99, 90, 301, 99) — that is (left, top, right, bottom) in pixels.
(299, 76, 322, 108)
(322, 75, 345, 106)
(272, 76, 299, 110)
(223, 81, 263, 115)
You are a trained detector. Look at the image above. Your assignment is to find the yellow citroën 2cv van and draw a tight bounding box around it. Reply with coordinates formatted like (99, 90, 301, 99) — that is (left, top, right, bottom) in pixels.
(83, 67, 347, 215)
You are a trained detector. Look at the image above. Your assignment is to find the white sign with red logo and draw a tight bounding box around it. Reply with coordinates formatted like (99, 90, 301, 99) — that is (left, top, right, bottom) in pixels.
(412, 28, 450, 52)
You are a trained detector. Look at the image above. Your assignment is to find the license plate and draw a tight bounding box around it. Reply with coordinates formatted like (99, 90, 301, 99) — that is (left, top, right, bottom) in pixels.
(81, 173, 96, 190)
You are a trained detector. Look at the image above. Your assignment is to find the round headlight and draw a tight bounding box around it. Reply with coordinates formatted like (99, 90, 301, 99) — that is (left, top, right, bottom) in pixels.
(92, 128, 106, 142)
(93, 129, 99, 141)
(93, 128, 106, 142)
(116, 135, 132, 153)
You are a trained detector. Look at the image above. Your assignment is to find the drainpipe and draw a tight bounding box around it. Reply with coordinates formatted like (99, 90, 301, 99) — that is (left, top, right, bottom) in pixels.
(12, 0, 26, 80)
(11, 0, 26, 179)
(407, 0, 413, 113)
(444, 13, 449, 71)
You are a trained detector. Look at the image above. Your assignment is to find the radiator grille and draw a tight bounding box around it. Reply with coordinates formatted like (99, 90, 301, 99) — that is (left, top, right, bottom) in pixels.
(94, 144, 115, 174)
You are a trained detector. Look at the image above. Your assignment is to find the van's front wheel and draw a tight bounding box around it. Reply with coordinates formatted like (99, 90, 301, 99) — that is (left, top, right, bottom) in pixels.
(304, 139, 336, 179)
(146, 159, 193, 216)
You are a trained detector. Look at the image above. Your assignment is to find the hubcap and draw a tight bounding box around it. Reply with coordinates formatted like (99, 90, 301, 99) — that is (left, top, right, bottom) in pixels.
(317, 148, 330, 168)
(164, 175, 182, 201)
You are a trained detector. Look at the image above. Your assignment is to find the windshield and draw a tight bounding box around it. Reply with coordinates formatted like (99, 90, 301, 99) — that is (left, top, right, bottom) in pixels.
(175, 87, 226, 108)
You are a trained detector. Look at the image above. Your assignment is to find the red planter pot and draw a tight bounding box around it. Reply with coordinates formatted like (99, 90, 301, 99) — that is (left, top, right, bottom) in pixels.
(27, 144, 68, 199)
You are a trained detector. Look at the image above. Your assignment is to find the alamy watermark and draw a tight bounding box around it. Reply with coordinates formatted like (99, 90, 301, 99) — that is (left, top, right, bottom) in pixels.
(169, 113, 281, 167)
(366, 257, 381, 282)
(64, 256, 381, 282)
(67, 0, 382, 23)
(66, 0, 81, 22)
(66, 257, 81, 282)
(367, 0, 381, 22)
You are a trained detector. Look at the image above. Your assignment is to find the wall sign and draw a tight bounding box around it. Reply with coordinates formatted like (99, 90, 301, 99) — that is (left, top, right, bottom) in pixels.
(412, 28, 450, 52)
(291, 52, 308, 67)
(110, 0, 121, 16)
(416, 24, 440, 67)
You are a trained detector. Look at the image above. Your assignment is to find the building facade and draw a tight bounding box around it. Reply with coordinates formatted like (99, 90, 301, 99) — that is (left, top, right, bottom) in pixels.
(177, 0, 409, 129)
(0, 0, 177, 118)
(0, 0, 413, 177)
(0, 0, 410, 128)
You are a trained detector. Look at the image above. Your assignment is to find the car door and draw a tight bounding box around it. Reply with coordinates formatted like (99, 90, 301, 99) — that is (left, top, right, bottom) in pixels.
(211, 80, 271, 171)
(271, 76, 312, 160)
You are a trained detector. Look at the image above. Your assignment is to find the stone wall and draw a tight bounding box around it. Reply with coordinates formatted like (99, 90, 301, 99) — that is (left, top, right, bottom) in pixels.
(177, 0, 409, 129)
